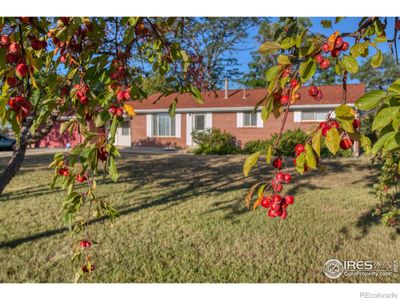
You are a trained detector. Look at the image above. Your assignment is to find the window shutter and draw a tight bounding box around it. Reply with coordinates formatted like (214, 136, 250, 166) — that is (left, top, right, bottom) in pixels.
(186, 113, 192, 146)
(294, 111, 301, 123)
(237, 112, 243, 128)
(175, 114, 181, 138)
(146, 114, 152, 137)
(256, 112, 263, 128)
(206, 113, 212, 129)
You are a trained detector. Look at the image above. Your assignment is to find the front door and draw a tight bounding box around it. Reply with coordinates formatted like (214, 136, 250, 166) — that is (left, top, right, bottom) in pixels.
(115, 120, 131, 147)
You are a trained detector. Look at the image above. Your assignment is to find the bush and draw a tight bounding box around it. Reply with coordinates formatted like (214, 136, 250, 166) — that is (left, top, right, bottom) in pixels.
(192, 128, 241, 155)
(243, 129, 352, 158)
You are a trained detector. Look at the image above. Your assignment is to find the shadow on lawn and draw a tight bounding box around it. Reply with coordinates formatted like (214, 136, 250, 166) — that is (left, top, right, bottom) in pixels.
(0, 153, 391, 249)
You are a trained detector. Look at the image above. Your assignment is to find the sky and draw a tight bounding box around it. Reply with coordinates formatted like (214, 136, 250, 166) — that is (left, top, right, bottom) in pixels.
(230, 17, 398, 88)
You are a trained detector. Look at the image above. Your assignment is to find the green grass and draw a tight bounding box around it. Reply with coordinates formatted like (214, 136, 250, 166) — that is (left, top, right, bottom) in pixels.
(0, 152, 399, 283)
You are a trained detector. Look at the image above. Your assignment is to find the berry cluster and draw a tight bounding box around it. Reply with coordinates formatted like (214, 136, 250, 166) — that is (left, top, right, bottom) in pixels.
(57, 167, 70, 177)
(260, 194, 295, 219)
(315, 35, 349, 70)
(73, 83, 90, 105)
(76, 173, 87, 183)
(308, 86, 323, 101)
(319, 119, 358, 150)
(8, 96, 32, 118)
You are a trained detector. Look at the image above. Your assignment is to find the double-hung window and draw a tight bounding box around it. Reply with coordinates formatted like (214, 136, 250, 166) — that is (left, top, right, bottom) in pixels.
(243, 112, 258, 127)
(152, 114, 176, 137)
(301, 110, 330, 122)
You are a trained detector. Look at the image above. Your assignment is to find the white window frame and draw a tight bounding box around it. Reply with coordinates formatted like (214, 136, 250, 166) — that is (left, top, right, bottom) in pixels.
(151, 113, 177, 137)
(192, 113, 207, 132)
(300, 110, 331, 122)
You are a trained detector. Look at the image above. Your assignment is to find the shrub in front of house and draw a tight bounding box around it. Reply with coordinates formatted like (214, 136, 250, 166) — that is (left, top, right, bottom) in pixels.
(243, 129, 352, 158)
(192, 128, 242, 155)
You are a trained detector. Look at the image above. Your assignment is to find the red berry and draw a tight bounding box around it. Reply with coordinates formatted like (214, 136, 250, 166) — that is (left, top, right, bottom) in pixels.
(294, 144, 305, 154)
(290, 79, 298, 88)
(353, 119, 360, 129)
(334, 36, 344, 50)
(6, 53, 18, 64)
(9, 42, 20, 53)
(108, 106, 117, 115)
(275, 172, 284, 181)
(79, 240, 92, 248)
(272, 194, 282, 203)
(273, 209, 283, 217)
(117, 91, 125, 102)
(314, 54, 324, 64)
(280, 95, 289, 106)
(79, 96, 89, 105)
(76, 174, 87, 183)
(319, 121, 328, 129)
(272, 158, 283, 169)
(267, 209, 276, 218)
(261, 196, 271, 208)
(1, 35, 10, 46)
(82, 265, 95, 273)
(16, 63, 29, 77)
(60, 55, 67, 64)
(285, 195, 294, 205)
(308, 86, 318, 97)
(341, 42, 349, 51)
(340, 138, 353, 150)
(322, 126, 331, 137)
(330, 121, 340, 129)
(272, 181, 283, 192)
(280, 210, 288, 220)
(282, 69, 291, 78)
(62, 168, 70, 177)
(116, 107, 124, 117)
(322, 43, 330, 53)
(7, 77, 17, 87)
(294, 92, 301, 100)
(315, 90, 323, 100)
(284, 173, 291, 184)
(271, 202, 281, 211)
(320, 59, 330, 69)
(396, 20, 400, 31)
(124, 90, 131, 100)
(331, 49, 341, 58)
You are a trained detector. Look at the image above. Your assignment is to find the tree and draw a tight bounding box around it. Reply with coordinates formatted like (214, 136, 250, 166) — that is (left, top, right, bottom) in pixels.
(176, 17, 263, 90)
(0, 17, 202, 279)
(351, 53, 400, 90)
(243, 17, 400, 227)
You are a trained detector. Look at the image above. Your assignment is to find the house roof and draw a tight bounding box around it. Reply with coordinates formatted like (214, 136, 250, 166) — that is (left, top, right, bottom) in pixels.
(129, 84, 365, 111)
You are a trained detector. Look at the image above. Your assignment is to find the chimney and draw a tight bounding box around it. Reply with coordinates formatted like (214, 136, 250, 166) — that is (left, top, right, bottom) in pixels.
(224, 78, 229, 99)
(242, 87, 246, 99)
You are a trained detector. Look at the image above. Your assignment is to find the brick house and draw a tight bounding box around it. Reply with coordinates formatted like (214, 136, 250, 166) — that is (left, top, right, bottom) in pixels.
(116, 84, 364, 149)
(38, 84, 364, 149)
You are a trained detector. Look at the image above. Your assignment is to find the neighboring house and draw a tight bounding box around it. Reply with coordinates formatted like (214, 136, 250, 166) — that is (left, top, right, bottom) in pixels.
(125, 84, 365, 149)
(37, 84, 365, 149)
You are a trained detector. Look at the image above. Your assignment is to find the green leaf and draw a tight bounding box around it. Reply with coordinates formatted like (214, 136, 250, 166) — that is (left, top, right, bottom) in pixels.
(342, 55, 359, 73)
(325, 127, 340, 155)
(169, 98, 177, 117)
(360, 135, 372, 155)
(243, 151, 260, 177)
(0, 48, 6, 68)
(261, 96, 273, 122)
(388, 79, 400, 95)
(280, 37, 296, 49)
(277, 55, 291, 65)
(265, 66, 279, 82)
(355, 90, 387, 111)
(384, 132, 400, 152)
(299, 58, 317, 82)
(312, 129, 322, 157)
(108, 156, 119, 182)
(372, 106, 400, 131)
(259, 41, 280, 55)
(266, 145, 272, 164)
(320, 20, 332, 28)
(335, 104, 355, 132)
(295, 152, 306, 175)
(372, 131, 395, 154)
(305, 143, 317, 169)
(335, 17, 344, 23)
(371, 49, 383, 68)
(109, 116, 118, 144)
(190, 85, 204, 104)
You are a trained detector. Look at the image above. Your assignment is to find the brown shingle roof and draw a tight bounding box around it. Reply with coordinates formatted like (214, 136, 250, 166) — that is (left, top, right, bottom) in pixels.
(129, 84, 365, 110)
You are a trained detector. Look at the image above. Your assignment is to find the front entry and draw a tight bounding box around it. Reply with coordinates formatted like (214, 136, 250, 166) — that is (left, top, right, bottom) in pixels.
(115, 120, 131, 147)
(186, 113, 212, 146)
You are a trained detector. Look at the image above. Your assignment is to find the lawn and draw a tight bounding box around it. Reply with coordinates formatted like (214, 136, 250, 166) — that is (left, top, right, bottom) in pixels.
(0, 151, 399, 283)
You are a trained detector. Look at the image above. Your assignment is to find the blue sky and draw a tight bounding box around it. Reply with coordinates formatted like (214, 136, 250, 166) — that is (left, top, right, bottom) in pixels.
(231, 17, 397, 88)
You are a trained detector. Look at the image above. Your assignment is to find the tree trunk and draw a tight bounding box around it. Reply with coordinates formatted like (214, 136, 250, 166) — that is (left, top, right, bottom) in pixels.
(0, 144, 27, 196)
